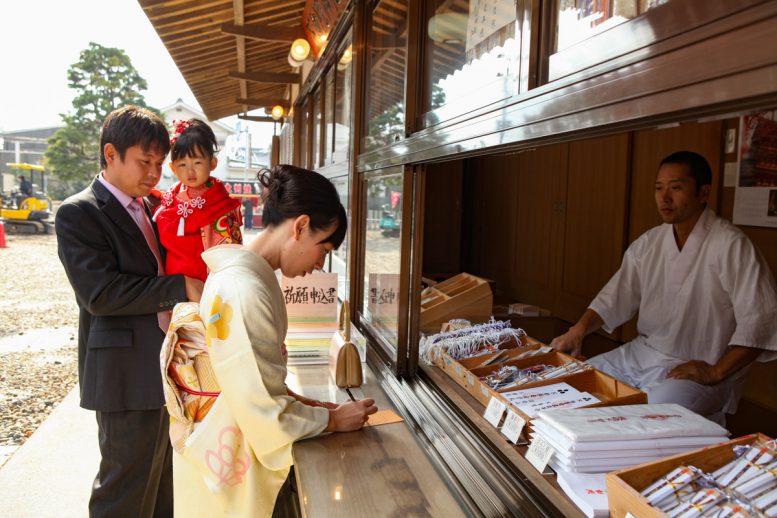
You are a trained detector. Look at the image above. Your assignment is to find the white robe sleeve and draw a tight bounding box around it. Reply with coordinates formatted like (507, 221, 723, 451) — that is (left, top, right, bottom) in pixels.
(204, 276, 328, 472)
(588, 236, 644, 334)
(717, 233, 777, 361)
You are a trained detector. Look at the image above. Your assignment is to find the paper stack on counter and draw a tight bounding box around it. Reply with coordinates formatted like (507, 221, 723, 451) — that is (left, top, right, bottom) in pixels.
(528, 404, 729, 474)
(555, 471, 610, 518)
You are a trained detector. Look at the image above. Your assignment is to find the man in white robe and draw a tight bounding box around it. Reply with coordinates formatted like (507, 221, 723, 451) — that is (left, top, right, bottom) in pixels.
(551, 151, 777, 423)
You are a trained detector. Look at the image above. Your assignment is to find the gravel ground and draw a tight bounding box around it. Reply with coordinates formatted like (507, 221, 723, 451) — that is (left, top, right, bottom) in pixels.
(0, 230, 79, 452)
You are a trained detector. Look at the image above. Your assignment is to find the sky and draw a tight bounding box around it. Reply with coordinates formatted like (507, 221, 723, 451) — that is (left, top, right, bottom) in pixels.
(0, 0, 275, 146)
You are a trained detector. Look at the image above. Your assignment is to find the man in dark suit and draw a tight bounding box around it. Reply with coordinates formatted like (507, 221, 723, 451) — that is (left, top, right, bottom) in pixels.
(56, 106, 204, 517)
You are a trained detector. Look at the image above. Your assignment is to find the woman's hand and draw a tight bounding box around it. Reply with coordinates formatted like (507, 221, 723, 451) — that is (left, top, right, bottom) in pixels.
(325, 399, 378, 432)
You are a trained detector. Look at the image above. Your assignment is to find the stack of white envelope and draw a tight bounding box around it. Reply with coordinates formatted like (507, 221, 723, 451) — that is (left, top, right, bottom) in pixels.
(555, 471, 610, 518)
(528, 404, 730, 474)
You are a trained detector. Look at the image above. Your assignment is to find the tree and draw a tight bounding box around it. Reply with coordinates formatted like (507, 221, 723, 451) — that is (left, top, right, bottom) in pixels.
(45, 42, 157, 194)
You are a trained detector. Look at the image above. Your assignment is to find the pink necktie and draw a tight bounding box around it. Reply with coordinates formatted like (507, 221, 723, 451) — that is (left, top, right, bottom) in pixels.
(130, 199, 171, 333)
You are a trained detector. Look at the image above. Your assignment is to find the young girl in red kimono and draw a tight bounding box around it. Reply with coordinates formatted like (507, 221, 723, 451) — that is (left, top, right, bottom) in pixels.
(154, 119, 242, 281)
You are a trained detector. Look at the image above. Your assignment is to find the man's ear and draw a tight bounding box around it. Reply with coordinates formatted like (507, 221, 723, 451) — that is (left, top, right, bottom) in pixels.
(292, 215, 310, 240)
(103, 143, 118, 166)
(698, 183, 711, 204)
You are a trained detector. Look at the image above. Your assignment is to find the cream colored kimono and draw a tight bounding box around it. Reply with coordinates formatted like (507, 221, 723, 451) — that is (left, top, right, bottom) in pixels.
(171, 246, 329, 517)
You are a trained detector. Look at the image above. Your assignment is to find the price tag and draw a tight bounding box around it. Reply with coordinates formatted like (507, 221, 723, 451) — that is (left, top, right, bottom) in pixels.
(481, 385, 489, 397)
(525, 435, 554, 473)
(625, 514, 636, 518)
(483, 397, 507, 427)
(454, 364, 462, 376)
(467, 374, 475, 385)
(500, 410, 526, 444)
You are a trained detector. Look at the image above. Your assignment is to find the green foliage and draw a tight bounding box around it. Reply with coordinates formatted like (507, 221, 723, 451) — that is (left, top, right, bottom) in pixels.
(45, 42, 156, 195)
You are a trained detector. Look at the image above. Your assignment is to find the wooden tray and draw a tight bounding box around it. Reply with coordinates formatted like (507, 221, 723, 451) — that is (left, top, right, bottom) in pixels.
(606, 433, 773, 518)
(420, 273, 493, 330)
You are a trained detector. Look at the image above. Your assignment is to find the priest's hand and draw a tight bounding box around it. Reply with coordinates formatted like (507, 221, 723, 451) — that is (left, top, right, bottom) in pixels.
(666, 360, 720, 385)
(325, 399, 378, 432)
(550, 328, 584, 358)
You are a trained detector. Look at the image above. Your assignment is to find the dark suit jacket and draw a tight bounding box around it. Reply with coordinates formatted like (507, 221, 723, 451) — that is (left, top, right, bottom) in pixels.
(56, 177, 186, 412)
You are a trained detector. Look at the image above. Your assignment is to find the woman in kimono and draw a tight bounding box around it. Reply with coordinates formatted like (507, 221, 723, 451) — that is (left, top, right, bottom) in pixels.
(170, 164, 377, 517)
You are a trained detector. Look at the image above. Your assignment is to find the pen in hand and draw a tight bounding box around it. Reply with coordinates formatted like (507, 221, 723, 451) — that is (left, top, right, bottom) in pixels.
(346, 387, 356, 402)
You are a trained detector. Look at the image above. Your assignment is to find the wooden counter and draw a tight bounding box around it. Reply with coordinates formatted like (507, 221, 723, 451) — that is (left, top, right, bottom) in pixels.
(288, 364, 466, 517)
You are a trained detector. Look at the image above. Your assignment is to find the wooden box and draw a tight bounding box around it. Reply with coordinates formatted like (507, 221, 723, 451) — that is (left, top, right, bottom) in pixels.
(420, 273, 493, 330)
(433, 335, 537, 393)
(606, 433, 773, 518)
(468, 351, 580, 406)
(493, 369, 647, 432)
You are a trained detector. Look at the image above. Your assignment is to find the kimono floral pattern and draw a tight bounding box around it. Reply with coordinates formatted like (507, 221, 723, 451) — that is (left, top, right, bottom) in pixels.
(205, 295, 233, 346)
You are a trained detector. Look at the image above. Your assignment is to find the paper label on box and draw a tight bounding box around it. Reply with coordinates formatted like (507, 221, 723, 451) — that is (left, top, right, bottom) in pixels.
(455, 364, 462, 376)
(501, 410, 526, 444)
(481, 385, 489, 397)
(484, 397, 507, 427)
(467, 374, 475, 385)
(526, 435, 554, 473)
(625, 514, 636, 518)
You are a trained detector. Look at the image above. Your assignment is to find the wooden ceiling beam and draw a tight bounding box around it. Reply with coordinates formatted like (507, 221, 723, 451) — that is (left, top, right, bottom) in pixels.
(239, 115, 282, 123)
(236, 97, 289, 108)
(221, 21, 304, 42)
(228, 70, 299, 84)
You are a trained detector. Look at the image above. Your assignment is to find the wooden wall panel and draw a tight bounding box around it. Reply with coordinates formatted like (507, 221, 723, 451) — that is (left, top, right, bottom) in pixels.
(423, 161, 463, 276)
(466, 155, 519, 295)
(512, 145, 568, 312)
(555, 134, 631, 325)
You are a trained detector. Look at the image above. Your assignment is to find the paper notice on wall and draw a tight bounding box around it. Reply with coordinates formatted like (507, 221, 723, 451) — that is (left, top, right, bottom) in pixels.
(733, 111, 777, 228)
(282, 272, 338, 328)
(465, 0, 516, 52)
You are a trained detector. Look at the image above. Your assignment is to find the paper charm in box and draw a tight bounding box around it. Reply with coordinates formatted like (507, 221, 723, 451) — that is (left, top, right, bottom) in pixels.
(640, 440, 777, 518)
(419, 318, 527, 366)
(639, 437, 777, 517)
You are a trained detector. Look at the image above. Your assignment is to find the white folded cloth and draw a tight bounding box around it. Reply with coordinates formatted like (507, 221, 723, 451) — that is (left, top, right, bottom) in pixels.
(536, 404, 729, 442)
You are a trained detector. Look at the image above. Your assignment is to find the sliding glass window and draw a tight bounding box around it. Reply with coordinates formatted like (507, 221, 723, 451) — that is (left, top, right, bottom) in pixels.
(362, 0, 409, 153)
(422, 0, 520, 127)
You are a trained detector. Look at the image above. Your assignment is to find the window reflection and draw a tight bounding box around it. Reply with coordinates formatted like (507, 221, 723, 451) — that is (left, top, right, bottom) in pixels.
(313, 88, 322, 168)
(330, 175, 349, 301)
(423, 0, 519, 125)
(363, 0, 409, 153)
(555, 0, 670, 53)
(362, 173, 403, 349)
(299, 98, 310, 168)
(334, 41, 353, 164)
(325, 67, 335, 166)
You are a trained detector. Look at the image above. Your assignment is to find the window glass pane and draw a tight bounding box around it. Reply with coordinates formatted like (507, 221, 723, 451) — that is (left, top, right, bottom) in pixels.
(330, 175, 349, 301)
(313, 88, 322, 168)
(325, 67, 335, 165)
(554, 0, 670, 53)
(362, 0, 409, 153)
(362, 172, 403, 349)
(334, 41, 353, 163)
(298, 99, 309, 168)
(423, 0, 519, 125)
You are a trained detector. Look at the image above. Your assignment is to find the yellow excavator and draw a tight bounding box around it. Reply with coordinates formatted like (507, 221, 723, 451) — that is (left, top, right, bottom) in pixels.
(1, 163, 53, 234)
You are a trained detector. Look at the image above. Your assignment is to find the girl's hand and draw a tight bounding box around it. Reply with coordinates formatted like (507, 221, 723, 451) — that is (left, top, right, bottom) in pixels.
(325, 399, 378, 432)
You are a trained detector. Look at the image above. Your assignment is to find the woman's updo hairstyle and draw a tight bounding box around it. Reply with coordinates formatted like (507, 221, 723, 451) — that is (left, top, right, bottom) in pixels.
(258, 165, 347, 248)
(170, 118, 218, 161)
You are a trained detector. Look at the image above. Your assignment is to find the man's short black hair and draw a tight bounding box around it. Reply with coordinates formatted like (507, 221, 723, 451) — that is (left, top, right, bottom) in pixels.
(99, 106, 170, 168)
(659, 151, 712, 193)
(19, 176, 25, 181)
